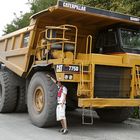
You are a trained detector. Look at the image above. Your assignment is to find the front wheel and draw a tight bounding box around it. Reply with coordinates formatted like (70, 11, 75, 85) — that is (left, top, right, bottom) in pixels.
(27, 72, 58, 127)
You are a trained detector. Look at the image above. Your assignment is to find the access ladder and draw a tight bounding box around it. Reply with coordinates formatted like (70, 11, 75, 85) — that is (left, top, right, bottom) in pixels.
(78, 63, 94, 125)
(135, 66, 140, 96)
(78, 63, 93, 97)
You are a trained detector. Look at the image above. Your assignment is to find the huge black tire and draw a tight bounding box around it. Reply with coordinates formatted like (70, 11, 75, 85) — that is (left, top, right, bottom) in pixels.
(96, 107, 133, 123)
(0, 71, 17, 112)
(27, 72, 58, 128)
(15, 86, 27, 112)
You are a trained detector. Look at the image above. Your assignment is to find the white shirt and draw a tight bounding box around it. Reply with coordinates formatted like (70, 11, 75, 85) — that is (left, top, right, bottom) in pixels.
(57, 86, 67, 104)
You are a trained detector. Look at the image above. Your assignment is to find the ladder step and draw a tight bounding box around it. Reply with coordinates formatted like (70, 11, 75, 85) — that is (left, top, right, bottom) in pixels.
(82, 107, 93, 125)
(82, 80, 91, 82)
(135, 66, 140, 96)
(83, 71, 91, 73)
(79, 63, 93, 96)
(78, 90, 91, 92)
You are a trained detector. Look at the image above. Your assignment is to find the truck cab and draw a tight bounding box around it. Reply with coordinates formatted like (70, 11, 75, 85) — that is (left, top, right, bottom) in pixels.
(94, 25, 140, 54)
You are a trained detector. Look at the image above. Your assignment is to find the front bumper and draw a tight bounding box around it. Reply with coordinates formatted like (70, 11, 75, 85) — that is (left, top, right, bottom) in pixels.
(78, 98, 140, 108)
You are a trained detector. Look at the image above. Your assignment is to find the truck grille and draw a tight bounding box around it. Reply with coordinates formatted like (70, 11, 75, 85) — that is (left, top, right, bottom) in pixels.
(94, 65, 131, 98)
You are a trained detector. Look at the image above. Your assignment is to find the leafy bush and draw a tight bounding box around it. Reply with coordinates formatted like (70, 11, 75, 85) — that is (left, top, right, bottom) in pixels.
(131, 107, 140, 119)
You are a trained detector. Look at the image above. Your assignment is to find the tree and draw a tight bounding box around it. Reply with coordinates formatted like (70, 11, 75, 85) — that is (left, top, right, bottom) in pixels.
(130, 0, 140, 17)
(3, 0, 140, 34)
(29, 0, 57, 14)
(74, 0, 139, 16)
(3, 12, 32, 35)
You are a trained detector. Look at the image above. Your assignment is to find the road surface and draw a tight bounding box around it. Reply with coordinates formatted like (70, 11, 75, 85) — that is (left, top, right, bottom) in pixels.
(0, 110, 140, 140)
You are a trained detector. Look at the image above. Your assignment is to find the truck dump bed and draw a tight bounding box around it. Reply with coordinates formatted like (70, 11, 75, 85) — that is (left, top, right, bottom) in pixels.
(0, 0, 139, 77)
(0, 26, 35, 76)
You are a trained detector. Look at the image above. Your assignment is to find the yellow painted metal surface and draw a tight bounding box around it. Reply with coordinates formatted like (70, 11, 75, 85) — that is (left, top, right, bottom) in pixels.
(0, 1, 139, 108)
(0, 25, 35, 76)
(79, 98, 140, 108)
(77, 53, 125, 66)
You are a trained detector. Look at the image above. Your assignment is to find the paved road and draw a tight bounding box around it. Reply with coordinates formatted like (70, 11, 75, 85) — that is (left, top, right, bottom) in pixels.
(0, 110, 140, 140)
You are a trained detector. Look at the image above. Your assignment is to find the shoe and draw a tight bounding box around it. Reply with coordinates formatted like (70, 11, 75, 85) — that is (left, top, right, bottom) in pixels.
(59, 128, 64, 132)
(62, 129, 68, 135)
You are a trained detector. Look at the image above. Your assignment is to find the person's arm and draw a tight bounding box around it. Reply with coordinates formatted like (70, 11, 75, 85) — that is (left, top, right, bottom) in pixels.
(61, 94, 66, 104)
(61, 87, 67, 106)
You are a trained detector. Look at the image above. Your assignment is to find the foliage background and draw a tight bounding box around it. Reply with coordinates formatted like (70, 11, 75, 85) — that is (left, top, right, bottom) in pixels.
(3, 0, 140, 34)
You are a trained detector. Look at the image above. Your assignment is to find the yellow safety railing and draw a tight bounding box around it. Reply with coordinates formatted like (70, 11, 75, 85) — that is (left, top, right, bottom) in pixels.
(135, 66, 140, 96)
(78, 63, 93, 98)
(86, 35, 92, 54)
(35, 24, 78, 61)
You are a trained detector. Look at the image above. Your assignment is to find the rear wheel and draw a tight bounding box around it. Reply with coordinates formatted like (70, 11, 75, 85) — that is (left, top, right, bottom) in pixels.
(96, 107, 133, 123)
(15, 86, 27, 112)
(0, 71, 17, 112)
(27, 72, 58, 127)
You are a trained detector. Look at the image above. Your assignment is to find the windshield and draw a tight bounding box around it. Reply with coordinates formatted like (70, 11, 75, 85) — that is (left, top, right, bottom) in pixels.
(120, 29, 140, 50)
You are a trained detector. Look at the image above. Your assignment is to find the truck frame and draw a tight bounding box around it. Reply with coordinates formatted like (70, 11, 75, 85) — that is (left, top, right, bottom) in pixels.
(0, 0, 140, 127)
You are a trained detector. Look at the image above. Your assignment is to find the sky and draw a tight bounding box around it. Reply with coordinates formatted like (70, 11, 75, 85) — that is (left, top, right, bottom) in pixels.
(0, 0, 30, 36)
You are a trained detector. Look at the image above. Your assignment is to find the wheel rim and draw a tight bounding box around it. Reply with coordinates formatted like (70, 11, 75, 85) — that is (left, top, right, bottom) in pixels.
(34, 86, 45, 112)
(0, 85, 2, 103)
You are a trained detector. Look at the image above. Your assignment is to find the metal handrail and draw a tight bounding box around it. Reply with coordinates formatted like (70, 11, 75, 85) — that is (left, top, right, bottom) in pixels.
(45, 24, 78, 61)
(86, 35, 92, 54)
(135, 66, 140, 96)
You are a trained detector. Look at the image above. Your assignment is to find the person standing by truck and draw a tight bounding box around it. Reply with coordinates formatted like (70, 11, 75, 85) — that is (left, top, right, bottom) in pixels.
(56, 80, 68, 134)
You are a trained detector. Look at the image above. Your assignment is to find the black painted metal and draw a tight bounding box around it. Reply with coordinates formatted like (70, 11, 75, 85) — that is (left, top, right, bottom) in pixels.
(58, 1, 140, 24)
(94, 65, 131, 98)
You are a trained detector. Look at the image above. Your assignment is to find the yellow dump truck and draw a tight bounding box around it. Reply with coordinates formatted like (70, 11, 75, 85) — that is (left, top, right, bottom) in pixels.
(0, 0, 140, 127)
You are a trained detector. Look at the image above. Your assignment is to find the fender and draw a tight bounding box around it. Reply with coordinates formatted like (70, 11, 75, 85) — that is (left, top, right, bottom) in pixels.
(32, 63, 53, 71)
(26, 63, 54, 78)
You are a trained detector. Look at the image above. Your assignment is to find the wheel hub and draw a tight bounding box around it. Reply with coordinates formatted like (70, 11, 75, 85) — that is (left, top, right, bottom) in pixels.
(34, 86, 45, 112)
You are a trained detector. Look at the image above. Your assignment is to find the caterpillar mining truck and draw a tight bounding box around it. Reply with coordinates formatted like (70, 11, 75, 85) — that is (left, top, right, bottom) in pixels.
(0, 0, 140, 127)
